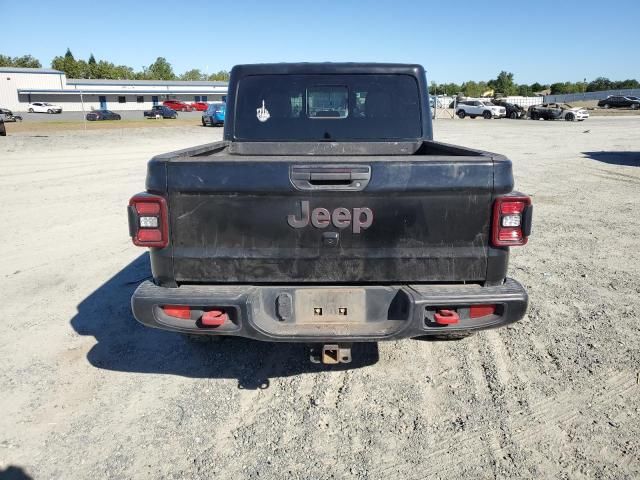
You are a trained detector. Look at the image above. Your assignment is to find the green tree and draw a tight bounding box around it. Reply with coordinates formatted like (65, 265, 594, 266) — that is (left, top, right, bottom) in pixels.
(0, 54, 42, 68)
(461, 80, 489, 97)
(75, 59, 89, 78)
(517, 84, 533, 96)
(12, 55, 42, 68)
(87, 54, 97, 78)
(112, 64, 135, 79)
(612, 79, 640, 89)
(51, 48, 81, 77)
(180, 68, 205, 81)
(586, 77, 611, 92)
(488, 71, 517, 96)
(431, 82, 462, 95)
(550, 82, 583, 95)
(529, 82, 546, 93)
(208, 70, 230, 81)
(144, 57, 176, 80)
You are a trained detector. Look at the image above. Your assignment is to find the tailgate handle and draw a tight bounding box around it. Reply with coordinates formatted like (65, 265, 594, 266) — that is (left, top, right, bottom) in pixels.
(291, 166, 371, 191)
(310, 172, 351, 181)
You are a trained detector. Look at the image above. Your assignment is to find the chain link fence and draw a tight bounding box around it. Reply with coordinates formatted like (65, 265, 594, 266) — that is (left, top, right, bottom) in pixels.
(544, 89, 640, 103)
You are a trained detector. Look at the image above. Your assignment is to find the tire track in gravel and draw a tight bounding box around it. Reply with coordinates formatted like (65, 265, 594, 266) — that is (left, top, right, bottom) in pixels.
(434, 334, 519, 479)
(504, 370, 637, 445)
(362, 338, 499, 479)
(371, 333, 539, 480)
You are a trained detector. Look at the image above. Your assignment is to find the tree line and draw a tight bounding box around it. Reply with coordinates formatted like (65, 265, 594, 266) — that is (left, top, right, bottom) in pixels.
(431, 71, 640, 97)
(3, 53, 639, 94)
(0, 49, 229, 81)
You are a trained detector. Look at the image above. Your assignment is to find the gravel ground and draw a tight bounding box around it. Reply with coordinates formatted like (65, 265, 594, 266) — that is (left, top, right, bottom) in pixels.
(1, 118, 639, 479)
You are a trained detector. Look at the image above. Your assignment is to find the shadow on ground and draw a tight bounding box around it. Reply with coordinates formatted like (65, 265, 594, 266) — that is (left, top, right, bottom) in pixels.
(583, 151, 640, 167)
(0, 466, 33, 480)
(70, 254, 379, 389)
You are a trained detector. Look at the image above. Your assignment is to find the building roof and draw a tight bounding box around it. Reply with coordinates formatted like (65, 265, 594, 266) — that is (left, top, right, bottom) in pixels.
(18, 88, 227, 95)
(0, 67, 63, 74)
(66, 78, 228, 87)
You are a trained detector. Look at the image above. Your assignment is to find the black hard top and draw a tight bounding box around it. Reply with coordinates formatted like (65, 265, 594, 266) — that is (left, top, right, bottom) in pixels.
(230, 62, 425, 76)
(225, 62, 433, 141)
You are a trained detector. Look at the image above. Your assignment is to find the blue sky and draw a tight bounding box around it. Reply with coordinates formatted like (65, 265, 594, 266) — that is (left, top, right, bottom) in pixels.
(2, 0, 638, 84)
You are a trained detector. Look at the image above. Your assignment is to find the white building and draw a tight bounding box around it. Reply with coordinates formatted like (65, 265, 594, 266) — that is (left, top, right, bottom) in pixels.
(0, 67, 228, 112)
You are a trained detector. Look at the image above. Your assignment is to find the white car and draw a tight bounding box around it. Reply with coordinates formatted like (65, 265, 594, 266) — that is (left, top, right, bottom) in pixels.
(528, 103, 589, 121)
(28, 102, 63, 114)
(456, 100, 506, 119)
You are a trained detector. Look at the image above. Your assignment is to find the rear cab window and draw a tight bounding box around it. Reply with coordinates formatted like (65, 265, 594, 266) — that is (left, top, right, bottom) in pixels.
(234, 74, 421, 141)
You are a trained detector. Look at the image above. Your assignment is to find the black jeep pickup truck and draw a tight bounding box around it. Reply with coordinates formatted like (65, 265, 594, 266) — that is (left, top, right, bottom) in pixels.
(128, 63, 532, 363)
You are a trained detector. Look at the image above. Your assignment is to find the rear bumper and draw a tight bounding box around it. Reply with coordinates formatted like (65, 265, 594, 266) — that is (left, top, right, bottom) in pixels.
(132, 279, 528, 342)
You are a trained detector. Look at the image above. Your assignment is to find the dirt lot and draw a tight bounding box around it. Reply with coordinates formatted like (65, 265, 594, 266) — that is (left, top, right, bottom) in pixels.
(3, 113, 208, 133)
(1, 118, 639, 479)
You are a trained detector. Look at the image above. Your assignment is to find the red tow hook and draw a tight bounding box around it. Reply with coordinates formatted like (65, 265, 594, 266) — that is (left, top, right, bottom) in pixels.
(434, 309, 460, 325)
(201, 309, 228, 327)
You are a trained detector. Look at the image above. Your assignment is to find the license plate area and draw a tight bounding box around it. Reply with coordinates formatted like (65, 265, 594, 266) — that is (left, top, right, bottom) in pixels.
(295, 288, 366, 324)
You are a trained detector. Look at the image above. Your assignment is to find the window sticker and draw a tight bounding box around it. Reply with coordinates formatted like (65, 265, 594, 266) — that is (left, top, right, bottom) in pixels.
(256, 100, 270, 122)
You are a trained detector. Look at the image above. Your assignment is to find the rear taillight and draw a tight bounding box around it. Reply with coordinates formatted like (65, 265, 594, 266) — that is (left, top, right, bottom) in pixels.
(128, 193, 168, 247)
(162, 305, 191, 319)
(491, 194, 532, 247)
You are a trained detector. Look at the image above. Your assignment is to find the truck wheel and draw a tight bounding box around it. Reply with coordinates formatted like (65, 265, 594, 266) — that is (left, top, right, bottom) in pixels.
(509, 111, 518, 119)
(483, 111, 492, 119)
(457, 110, 466, 119)
(202, 118, 206, 126)
(565, 112, 575, 121)
(632, 104, 639, 110)
(28, 108, 34, 113)
(603, 103, 610, 109)
(47, 109, 54, 114)
(530, 112, 538, 120)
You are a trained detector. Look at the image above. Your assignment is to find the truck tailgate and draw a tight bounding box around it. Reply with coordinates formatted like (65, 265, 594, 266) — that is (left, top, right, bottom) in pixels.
(159, 153, 507, 284)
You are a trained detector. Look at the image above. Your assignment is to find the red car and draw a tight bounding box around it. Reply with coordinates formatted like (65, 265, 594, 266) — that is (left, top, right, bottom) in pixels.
(162, 100, 194, 112)
(190, 102, 209, 111)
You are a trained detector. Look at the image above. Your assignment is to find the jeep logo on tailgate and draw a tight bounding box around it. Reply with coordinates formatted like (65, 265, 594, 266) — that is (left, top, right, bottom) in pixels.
(287, 201, 373, 233)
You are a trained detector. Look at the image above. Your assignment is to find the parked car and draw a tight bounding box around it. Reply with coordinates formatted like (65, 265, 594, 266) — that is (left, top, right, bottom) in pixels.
(144, 105, 178, 119)
(201, 102, 226, 126)
(597, 95, 640, 109)
(163, 100, 193, 112)
(528, 103, 589, 121)
(491, 99, 525, 119)
(456, 100, 506, 119)
(86, 110, 122, 121)
(190, 102, 209, 111)
(0, 114, 6, 136)
(28, 102, 62, 114)
(0, 108, 22, 122)
(128, 62, 532, 362)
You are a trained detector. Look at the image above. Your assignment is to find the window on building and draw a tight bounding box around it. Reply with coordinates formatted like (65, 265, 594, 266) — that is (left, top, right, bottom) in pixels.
(194, 96, 201, 102)
(202, 96, 207, 102)
(137, 96, 144, 103)
(118, 96, 126, 104)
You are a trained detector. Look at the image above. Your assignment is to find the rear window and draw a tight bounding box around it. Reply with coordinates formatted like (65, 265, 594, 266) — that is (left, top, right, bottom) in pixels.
(234, 74, 421, 141)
